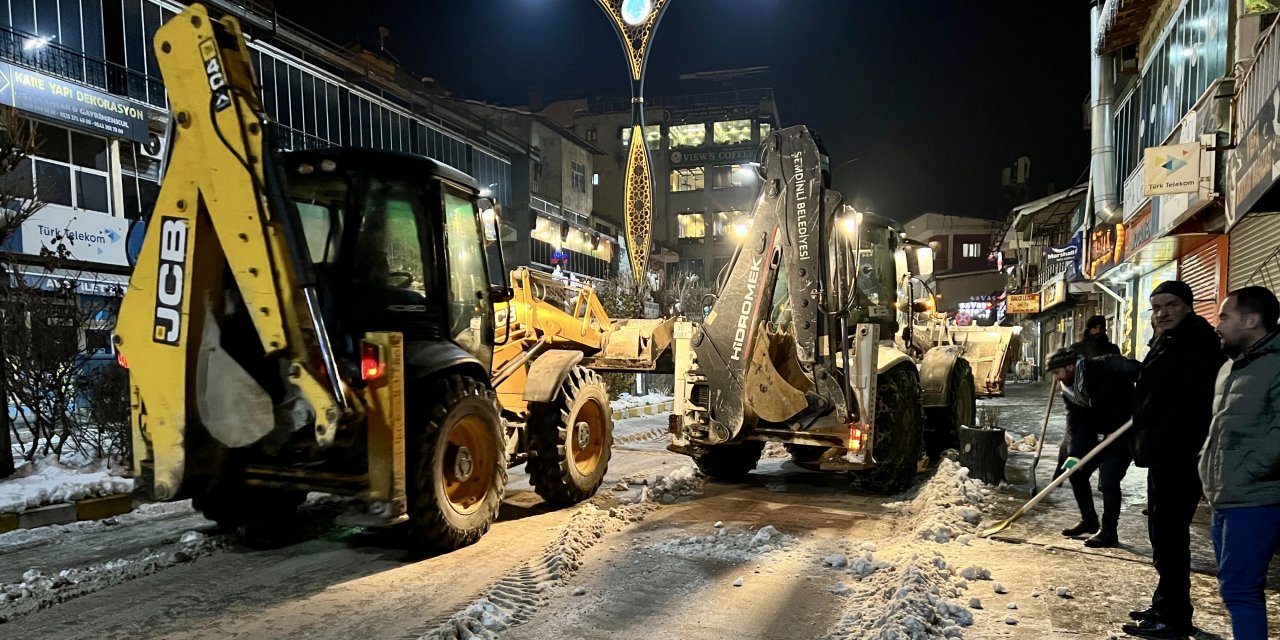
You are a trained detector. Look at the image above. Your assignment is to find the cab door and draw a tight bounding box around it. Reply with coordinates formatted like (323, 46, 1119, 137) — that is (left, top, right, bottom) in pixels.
(439, 182, 495, 367)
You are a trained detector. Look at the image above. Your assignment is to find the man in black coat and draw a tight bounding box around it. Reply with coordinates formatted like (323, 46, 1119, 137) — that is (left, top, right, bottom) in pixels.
(1123, 280, 1227, 639)
(1047, 348, 1136, 548)
(1054, 315, 1124, 480)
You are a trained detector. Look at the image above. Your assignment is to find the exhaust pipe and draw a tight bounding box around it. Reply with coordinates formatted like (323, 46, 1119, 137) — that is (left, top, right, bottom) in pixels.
(1090, 2, 1121, 225)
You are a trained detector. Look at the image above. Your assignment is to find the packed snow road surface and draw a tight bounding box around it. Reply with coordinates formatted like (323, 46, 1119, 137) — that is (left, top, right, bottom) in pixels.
(4, 387, 1274, 639)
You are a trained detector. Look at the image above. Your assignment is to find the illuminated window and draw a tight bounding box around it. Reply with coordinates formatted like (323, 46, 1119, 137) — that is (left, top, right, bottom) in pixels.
(668, 123, 707, 148)
(670, 167, 704, 192)
(710, 164, 754, 189)
(714, 119, 752, 145)
(677, 212, 706, 242)
(759, 122, 772, 140)
(713, 211, 748, 241)
(962, 242, 982, 258)
(621, 125, 662, 150)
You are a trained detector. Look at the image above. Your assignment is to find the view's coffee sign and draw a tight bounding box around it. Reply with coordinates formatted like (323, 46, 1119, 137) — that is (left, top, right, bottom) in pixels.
(0, 62, 153, 143)
(669, 146, 757, 167)
(1143, 142, 1202, 196)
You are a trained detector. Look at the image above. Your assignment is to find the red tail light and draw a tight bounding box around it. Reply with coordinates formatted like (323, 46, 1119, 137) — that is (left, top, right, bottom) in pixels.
(361, 342, 384, 381)
(117, 352, 129, 369)
(848, 423, 864, 450)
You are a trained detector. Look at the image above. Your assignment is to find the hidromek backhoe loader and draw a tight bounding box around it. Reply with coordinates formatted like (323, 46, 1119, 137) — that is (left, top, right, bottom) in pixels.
(667, 126, 976, 492)
(115, 4, 632, 552)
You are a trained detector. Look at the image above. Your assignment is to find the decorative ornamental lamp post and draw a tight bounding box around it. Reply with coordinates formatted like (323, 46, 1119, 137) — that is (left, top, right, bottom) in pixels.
(595, 0, 672, 282)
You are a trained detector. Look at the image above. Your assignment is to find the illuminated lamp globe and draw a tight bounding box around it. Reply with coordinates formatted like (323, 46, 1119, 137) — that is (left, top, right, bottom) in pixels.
(620, 0, 654, 25)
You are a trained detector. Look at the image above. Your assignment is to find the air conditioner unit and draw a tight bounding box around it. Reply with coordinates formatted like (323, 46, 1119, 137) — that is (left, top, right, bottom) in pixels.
(137, 131, 167, 160)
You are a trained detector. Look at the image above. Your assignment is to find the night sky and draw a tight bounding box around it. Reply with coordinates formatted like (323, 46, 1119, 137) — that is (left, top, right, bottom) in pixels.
(273, 0, 1088, 222)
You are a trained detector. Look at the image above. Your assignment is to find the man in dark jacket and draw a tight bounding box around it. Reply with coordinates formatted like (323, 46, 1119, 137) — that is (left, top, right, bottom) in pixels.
(1047, 348, 1136, 547)
(1199, 286, 1280, 640)
(1054, 316, 1124, 480)
(1123, 280, 1227, 639)
(1072, 315, 1122, 358)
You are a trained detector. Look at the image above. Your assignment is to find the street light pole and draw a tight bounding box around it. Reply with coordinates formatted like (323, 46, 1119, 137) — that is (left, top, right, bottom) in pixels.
(595, 0, 673, 283)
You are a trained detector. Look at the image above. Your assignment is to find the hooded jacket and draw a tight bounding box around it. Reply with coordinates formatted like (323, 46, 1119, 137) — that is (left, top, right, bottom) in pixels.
(1070, 331, 1121, 359)
(1131, 313, 1226, 468)
(1198, 330, 1280, 509)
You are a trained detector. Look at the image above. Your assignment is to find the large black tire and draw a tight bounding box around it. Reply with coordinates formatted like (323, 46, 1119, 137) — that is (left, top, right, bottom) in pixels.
(850, 364, 925, 493)
(526, 367, 613, 506)
(406, 374, 506, 553)
(692, 440, 766, 482)
(924, 358, 976, 460)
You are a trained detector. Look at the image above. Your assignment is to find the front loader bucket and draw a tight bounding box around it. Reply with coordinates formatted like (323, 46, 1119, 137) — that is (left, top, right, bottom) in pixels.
(744, 324, 812, 423)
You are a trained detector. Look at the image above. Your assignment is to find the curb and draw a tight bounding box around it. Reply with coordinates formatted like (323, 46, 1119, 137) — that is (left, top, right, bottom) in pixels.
(0, 493, 133, 534)
(610, 399, 674, 421)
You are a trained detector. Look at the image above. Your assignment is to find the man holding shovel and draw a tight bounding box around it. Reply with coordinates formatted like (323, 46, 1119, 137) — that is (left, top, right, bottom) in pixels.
(1046, 348, 1136, 548)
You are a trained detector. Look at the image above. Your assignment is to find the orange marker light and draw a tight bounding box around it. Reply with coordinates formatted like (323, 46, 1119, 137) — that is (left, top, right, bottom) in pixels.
(361, 343, 384, 381)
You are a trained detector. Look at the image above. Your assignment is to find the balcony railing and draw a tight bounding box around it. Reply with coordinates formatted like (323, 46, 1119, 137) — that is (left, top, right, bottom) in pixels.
(0, 25, 165, 110)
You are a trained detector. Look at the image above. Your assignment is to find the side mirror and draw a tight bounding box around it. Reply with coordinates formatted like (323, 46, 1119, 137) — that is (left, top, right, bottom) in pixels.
(489, 284, 514, 304)
(916, 246, 935, 280)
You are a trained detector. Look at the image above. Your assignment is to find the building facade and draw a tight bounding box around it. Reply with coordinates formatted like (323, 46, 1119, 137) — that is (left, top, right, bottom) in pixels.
(0, 0, 522, 361)
(903, 212, 1007, 324)
(449, 100, 618, 282)
(543, 83, 779, 285)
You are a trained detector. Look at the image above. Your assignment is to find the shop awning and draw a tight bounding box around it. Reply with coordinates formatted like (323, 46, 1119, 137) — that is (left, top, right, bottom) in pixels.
(995, 185, 1087, 251)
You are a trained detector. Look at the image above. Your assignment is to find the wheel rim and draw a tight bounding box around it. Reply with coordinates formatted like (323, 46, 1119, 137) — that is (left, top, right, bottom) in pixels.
(443, 414, 498, 515)
(569, 396, 607, 477)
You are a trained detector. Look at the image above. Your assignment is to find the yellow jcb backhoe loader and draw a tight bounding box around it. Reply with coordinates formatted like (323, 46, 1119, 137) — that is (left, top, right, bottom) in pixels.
(116, 4, 622, 552)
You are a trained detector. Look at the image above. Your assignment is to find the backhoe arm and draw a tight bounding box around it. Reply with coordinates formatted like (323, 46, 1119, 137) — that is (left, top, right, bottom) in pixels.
(116, 4, 342, 499)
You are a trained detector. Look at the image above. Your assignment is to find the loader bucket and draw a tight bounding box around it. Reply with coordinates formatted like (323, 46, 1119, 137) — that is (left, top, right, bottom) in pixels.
(195, 305, 275, 448)
(744, 323, 812, 423)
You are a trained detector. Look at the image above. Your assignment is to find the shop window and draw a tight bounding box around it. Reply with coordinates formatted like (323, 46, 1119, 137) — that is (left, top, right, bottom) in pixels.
(670, 167, 704, 192)
(621, 125, 661, 150)
(677, 212, 706, 242)
(713, 119, 752, 145)
(710, 164, 753, 189)
(668, 123, 706, 149)
(571, 161, 586, 193)
(22, 124, 112, 214)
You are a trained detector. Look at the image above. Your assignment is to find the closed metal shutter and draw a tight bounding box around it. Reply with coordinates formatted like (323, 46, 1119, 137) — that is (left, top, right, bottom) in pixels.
(1228, 212, 1280, 290)
(1178, 236, 1226, 325)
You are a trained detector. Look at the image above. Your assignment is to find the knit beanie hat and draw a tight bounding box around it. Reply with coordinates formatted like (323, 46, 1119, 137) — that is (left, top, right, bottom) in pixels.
(1151, 280, 1194, 307)
(1086, 315, 1107, 331)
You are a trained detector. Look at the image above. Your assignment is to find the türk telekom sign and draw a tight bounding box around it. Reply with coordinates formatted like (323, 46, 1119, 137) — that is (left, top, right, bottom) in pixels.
(0, 62, 153, 143)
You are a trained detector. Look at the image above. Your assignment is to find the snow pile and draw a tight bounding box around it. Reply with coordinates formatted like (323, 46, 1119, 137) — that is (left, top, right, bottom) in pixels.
(886, 459, 988, 544)
(0, 530, 227, 622)
(421, 503, 651, 640)
(649, 524, 793, 563)
(613, 426, 668, 445)
(1004, 432, 1039, 453)
(762, 442, 790, 459)
(0, 500, 195, 550)
(609, 393, 671, 411)
(0, 456, 133, 513)
(616, 465, 706, 504)
(823, 550, 975, 640)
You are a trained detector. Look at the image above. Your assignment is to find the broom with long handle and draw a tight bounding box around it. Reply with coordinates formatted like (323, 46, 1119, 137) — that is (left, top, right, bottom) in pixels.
(980, 417, 1134, 538)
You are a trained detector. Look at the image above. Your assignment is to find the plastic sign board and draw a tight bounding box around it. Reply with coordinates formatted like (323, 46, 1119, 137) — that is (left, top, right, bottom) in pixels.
(0, 62, 152, 143)
(1143, 142, 1201, 196)
(1007, 293, 1041, 314)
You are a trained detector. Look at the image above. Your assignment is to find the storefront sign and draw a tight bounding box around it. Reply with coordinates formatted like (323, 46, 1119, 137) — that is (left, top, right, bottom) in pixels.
(10, 205, 137, 267)
(1043, 233, 1082, 277)
(1124, 203, 1156, 260)
(669, 146, 757, 167)
(1040, 274, 1068, 312)
(0, 62, 153, 143)
(1232, 33, 1280, 226)
(1143, 142, 1201, 196)
(1086, 223, 1124, 278)
(1007, 293, 1041, 314)
(1123, 167, 1148, 221)
(11, 267, 128, 297)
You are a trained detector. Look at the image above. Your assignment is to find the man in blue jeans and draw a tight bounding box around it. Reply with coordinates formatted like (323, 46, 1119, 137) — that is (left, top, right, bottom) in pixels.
(1199, 286, 1280, 640)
